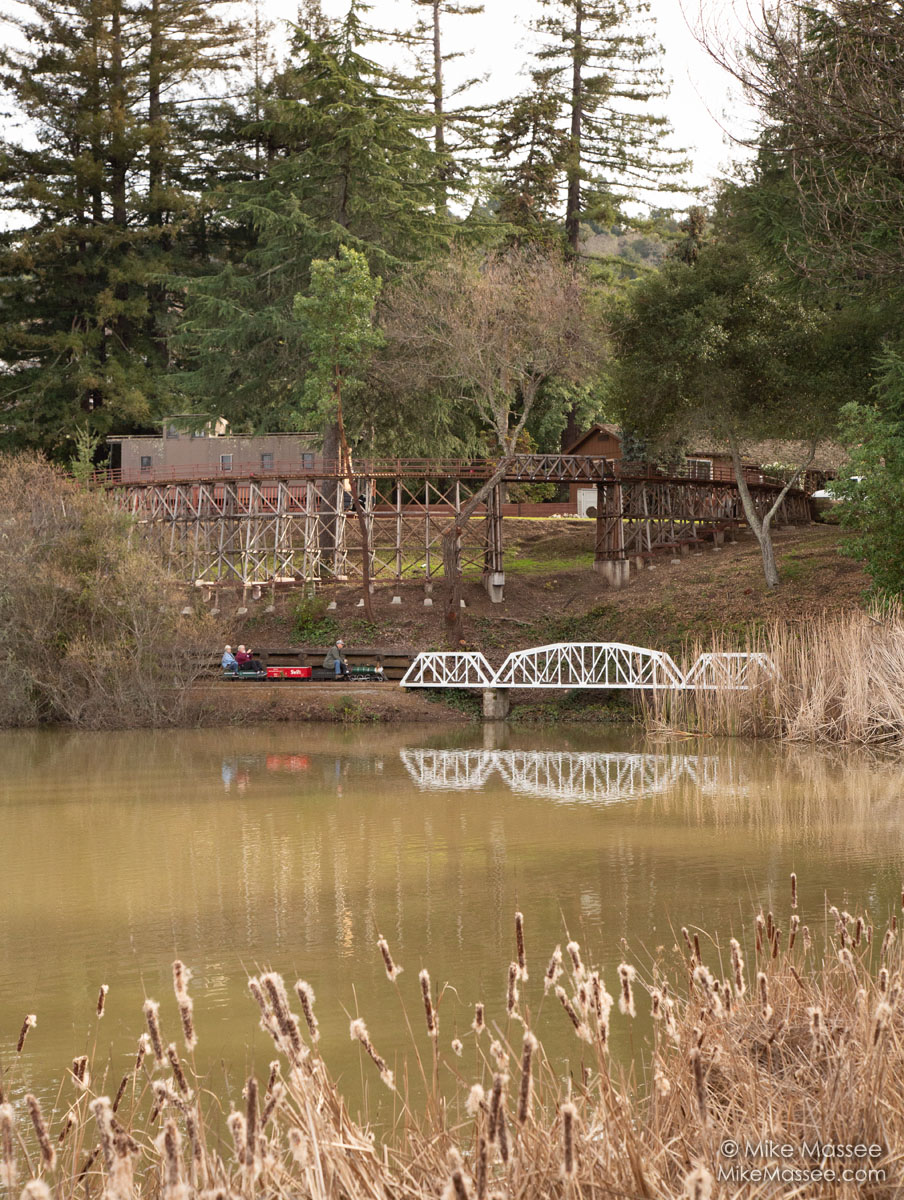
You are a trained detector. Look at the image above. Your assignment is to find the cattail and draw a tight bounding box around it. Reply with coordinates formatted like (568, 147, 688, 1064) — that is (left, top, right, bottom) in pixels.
(0, 1104, 15, 1189)
(650, 988, 663, 1019)
(766, 910, 774, 941)
(803, 925, 812, 952)
(838, 946, 855, 973)
(555, 986, 592, 1042)
(475, 1135, 488, 1200)
(172, 961, 191, 999)
(71, 1055, 90, 1090)
(873, 1001, 892, 1046)
(514, 912, 527, 980)
(295, 981, 319, 1044)
(490, 1039, 508, 1071)
(684, 1163, 714, 1200)
(693, 933, 702, 964)
(854, 917, 863, 947)
(260, 973, 303, 1060)
(790, 873, 797, 909)
(176, 994, 196, 1052)
(789, 915, 800, 950)
(755, 913, 765, 953)
(472, 1003, 485, 1035)
(722, 982, 732, 1013)
(135, 1032, 152, 1073)
(879, 967, 890, 994)
(545, 946, 563, 994)
(566, 940, 584, 980)
(265, 1061, 280, 1097)
(517, 1032, 536, 1124)
(442, 1151, 471, 1200)
(653, 1060, 671, 1098)
(227, 1112, 246, 1165)
(730, 939, 746, 996)
(57, 1112, 76, 1146)
(167, 1044, 191, 1096)
(90, 1097, 116, 1171)
(112, 1074, 129, 1113)
(144, 999, 165, 1062)
(808, 1005, 824, 1048)
(420, 969, 438, 1038)
(377, 935, 402, 982)
(451, 1038, 463, 1057)
(25, 1095, 55, 1171)
(349, 1018, 394, 1089)
(466, 1084, 485, 1117)
(244, 1076, 258, 1172)
(617, 963, 636, 1017)
(506, 962, 519, 1018)
(497, 1107, 509, 1165)
(561, 1102, 577, 1178)
(757, 972, 773, 1020)
(689, 1048, 708, 1124)
(882, 928, 896, 959)
(20, 1183, 52, 1200)
(488, 1074, 504, 1142)
(156, 1117, 186, 1200)
(16, 1014, 36, 1054)
(771, 927, 781, 959)
(96, 985, 109, 1019)
(681, 927, 694, 956)
(261, 1081, 284, 1128)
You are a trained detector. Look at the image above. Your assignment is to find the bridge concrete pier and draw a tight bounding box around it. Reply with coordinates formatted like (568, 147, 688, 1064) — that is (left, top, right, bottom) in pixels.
(594, 559, 630, 588)
(482, 688, 511, 720)
(484, 571, 506, 603)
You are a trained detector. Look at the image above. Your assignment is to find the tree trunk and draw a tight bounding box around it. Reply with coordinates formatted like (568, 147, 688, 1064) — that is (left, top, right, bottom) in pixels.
(335, 372, 374, 620)
(565, 0, 583, 255)
(442, 458, 512, 646)
(728, 432, 814, 590)
(431, 0, 447, 212)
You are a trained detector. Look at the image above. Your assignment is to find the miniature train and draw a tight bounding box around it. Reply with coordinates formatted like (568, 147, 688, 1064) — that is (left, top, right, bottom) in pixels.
(223, 664, 384, 682)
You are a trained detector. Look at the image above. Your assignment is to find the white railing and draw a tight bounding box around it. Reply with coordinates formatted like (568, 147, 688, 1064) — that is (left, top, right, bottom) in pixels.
(400, 643, 775, 692)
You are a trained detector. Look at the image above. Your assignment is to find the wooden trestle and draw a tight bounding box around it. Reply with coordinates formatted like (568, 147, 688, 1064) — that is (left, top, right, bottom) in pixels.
(101, 456, 812, 592)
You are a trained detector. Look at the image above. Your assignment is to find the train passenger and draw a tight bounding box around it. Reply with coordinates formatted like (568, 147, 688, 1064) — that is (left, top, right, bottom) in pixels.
(222, 645, 238, 673)
(235, 644, 263, 673)
(323, 638, 351, 680)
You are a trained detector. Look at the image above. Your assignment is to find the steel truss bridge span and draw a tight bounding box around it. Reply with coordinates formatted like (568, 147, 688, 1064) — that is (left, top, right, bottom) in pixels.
(399, 644, 776, 691)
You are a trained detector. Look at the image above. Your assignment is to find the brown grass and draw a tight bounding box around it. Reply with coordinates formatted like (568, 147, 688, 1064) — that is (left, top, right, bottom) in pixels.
(3, 891, 904, 1199)
(647, 604, 904, 746)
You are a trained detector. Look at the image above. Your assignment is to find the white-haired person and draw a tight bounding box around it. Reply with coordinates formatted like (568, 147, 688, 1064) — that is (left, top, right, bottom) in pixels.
(221, 644, 238, 674)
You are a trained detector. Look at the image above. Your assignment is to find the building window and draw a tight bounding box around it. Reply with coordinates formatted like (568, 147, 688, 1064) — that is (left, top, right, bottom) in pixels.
(191, 429, 206, 439)
(261, 452, 274, 470)
(220, 454, 233, 472)
(140, 456, 152, 472)
(686, 457, 712, 480)
(166, 425, 179, 439)
(302, 452, 315, 469)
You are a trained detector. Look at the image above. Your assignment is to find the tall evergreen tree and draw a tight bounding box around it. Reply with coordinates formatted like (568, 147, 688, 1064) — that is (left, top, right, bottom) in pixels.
(0, 0, 245, 454)
(495, 0, 691, 252)
(174, 2, 460, 434)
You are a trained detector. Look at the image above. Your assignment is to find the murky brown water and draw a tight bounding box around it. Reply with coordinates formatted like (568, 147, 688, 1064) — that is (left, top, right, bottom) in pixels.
(2, 723, 903, 1116)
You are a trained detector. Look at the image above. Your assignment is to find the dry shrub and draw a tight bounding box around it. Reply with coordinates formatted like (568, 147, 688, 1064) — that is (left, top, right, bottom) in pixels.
(4, 895, 903, 1199)
(0, 453, 214, 728)
(648, 605, 904, 746)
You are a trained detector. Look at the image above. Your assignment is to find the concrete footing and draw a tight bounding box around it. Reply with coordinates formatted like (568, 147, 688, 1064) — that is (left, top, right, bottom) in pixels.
(593, 559, 630, 588)
(482, 688, 511, 719)
(391, 595, 402, 605)
(484, 570, 506, 603)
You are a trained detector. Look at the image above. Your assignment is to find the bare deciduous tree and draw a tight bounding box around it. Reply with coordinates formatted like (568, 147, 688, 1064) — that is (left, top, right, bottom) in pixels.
(379, 246, 604, 641)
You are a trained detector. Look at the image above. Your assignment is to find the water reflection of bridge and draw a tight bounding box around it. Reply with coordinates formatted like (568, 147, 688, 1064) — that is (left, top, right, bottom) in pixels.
(400, 749, 729, 805)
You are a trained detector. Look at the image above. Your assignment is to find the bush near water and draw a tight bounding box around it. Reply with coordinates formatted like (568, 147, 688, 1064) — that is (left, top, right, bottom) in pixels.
(2, 889, 901, 1200)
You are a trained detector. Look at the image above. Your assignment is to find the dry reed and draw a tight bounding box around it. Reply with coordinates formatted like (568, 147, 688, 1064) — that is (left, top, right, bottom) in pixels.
(647, 603, 904, 745)
(5, 897, 904, 1199)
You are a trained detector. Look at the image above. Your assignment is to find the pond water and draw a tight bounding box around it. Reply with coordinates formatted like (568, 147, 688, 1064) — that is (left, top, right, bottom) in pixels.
(2, 722, 903, 1117)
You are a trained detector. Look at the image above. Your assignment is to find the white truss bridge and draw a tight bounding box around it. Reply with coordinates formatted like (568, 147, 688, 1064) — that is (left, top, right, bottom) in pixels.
(400, 748, 731, 804)
(399, 643, 775, 692)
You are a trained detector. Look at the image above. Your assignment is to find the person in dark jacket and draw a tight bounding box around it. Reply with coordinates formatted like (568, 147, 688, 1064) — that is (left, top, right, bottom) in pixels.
(323, 638, 350, 679)
(235, 644, 263, 673)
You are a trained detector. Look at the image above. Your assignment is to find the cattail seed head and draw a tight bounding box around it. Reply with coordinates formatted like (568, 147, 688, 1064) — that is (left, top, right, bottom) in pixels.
(517, 1032, 537, 1124)
(0, 1104, 15, 1189)
(684, 1163, 714, 1200)
(471, 1002, 485, 1036)
(506, 962, 519, 1018)
(730, 939, 746, 996)
(803, 925, 812, 951)
(419, 969, 438, 1038)
(244, 1076, 258, 1172)
(90, 1097, 116, 1171)
(144, 999, 165, 1062)
(689, 1048, 708, 1124)
(71, 1055, 90, 1090)
(545, 945, 563, 994)
(349, 1018, 394, 1089)
(96, 985, 109, 1019)
(16, 1014, 36, 1054)
(808, 1005, 824, 1047)
(166, 1044, 191, 1096)
(757, 972, 773, 1020)
(466, 1084, 485, 1117)
(25, 1095, 55, 1171)
(227, 1112, 246, 1165)
(475, 1135, 487, 1200)
(451, 1038, 463, 1057)
(488, 1073, 504, 1143)
(20, 1183, 52, 1200)
(377, 936, 402, 982)
(880, 968, 890, 994)
(260, 973, 304, 1060)
(790, 873, 797, 909)
(874, 1001, 893, 1045)
(135, 1032, 152, 1074)
(617, 963, 636, 1017)
(514, 912, 527, 980)
(555, 986, 592, 1042)
(295, 981, 319, 1044)
(566, 940, 584, 980)
(490, 1039, 507, 1071)
(789, 915, 800, 950)
(561, 1102, 577, 1178)
(172, 961, 191, 999)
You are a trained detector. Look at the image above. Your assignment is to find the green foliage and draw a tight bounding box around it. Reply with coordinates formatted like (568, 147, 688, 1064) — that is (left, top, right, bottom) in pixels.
(291, 593, 339, 643)
(837, 348, 904, 594)
(69, 424, 106, 484)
